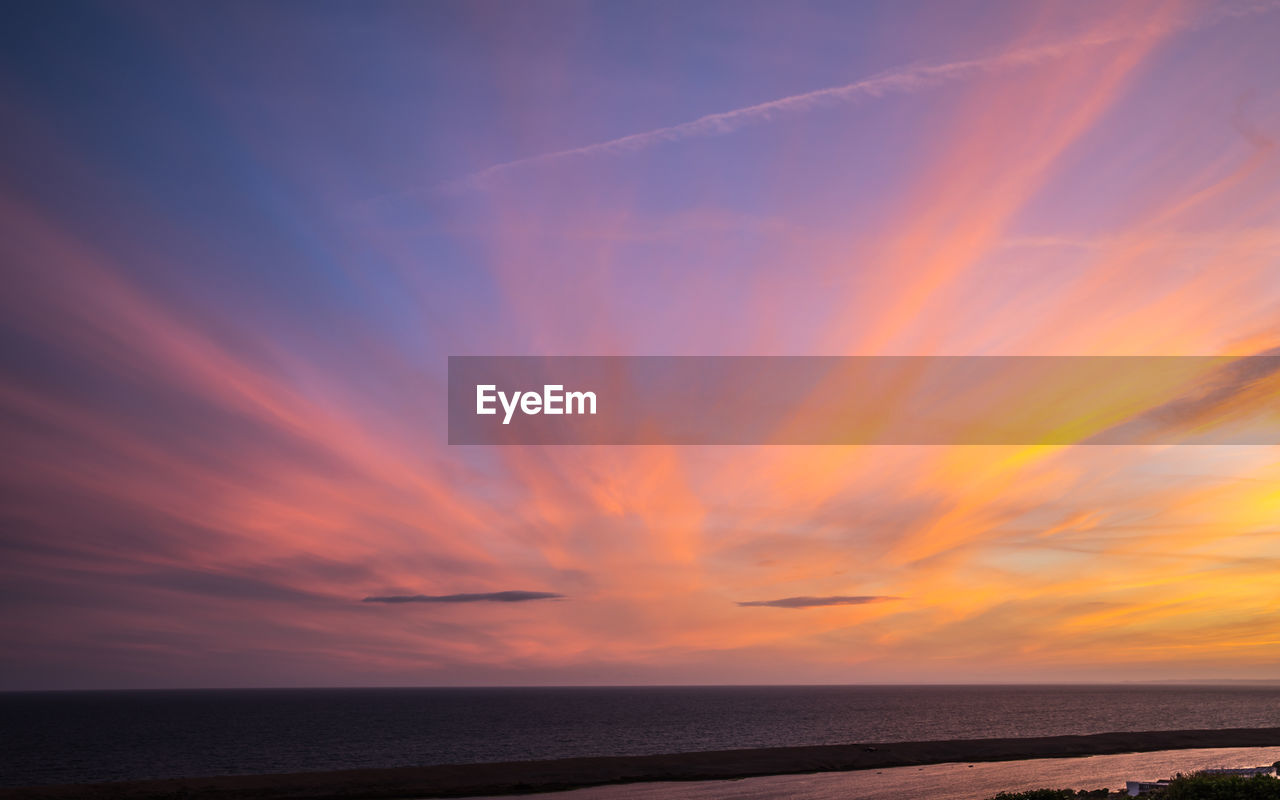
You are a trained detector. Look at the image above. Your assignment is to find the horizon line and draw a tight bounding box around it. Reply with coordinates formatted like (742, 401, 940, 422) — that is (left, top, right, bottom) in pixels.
(6, 679, 1280, 693)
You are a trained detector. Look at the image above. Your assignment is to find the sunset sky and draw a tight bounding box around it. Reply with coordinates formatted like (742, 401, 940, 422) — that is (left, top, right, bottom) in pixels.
(2, 0, 1280, 689)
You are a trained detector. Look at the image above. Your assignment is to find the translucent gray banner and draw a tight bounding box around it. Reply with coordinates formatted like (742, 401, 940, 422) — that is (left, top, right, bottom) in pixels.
(448, 356, 1280, 445)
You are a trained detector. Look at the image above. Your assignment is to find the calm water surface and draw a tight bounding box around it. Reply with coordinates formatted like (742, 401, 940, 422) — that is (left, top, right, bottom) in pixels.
(3, 685, 1279, 787)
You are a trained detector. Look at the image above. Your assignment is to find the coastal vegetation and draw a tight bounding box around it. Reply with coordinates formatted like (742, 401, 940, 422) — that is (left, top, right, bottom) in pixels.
(1160, 773, 1280, 799)
(990, 772, 1280, 799)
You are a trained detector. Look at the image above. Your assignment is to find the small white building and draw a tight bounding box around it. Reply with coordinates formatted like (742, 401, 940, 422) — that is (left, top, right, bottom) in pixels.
(1125, 779, 1169, 796)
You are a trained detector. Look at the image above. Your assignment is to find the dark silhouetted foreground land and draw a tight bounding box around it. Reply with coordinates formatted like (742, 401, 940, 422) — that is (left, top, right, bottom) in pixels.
(5, 727, 1280, 799)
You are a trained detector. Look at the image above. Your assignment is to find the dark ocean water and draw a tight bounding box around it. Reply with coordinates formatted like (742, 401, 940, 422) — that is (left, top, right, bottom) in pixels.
(2, 685, 1279, 788)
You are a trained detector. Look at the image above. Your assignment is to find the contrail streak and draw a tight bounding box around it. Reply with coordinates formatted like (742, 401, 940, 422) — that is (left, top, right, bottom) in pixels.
(430, 1, 1276, 193)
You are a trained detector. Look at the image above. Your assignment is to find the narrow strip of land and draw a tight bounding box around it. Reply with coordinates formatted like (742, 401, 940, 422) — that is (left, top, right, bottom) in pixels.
(6, 727, 1280, 800)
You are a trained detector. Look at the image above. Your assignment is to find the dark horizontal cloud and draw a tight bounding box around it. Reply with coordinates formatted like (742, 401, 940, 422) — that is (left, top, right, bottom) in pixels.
(363, 591, 565, 604)
(737, 595, 900, 608)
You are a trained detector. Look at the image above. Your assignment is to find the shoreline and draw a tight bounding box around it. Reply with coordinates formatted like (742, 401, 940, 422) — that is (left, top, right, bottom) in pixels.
(5, 727, 1280, 800)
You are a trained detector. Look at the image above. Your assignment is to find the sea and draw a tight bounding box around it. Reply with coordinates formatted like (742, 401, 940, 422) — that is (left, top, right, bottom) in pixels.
(2, 685, 1279, 789)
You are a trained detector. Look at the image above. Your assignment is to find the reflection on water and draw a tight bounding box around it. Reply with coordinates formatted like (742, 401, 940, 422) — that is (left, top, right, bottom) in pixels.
(463, 747, 1280, 800)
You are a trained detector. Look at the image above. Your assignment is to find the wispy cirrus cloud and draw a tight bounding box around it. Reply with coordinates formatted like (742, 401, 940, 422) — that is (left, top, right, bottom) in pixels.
(1088, 348, 1280, 444)
(737, 595, 901, 609)
(363, 591, 566, 604)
